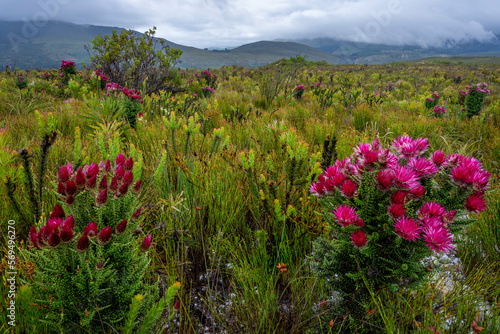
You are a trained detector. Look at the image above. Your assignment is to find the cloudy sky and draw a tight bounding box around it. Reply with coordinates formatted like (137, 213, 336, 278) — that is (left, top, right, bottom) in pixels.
(2, 0, 499, 48)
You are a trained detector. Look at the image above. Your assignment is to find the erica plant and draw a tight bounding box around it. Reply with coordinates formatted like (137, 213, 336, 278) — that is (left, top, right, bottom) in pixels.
(25, 153, 156, 332)
(464, 82, 491, 118)
(309, 136, 490, 330)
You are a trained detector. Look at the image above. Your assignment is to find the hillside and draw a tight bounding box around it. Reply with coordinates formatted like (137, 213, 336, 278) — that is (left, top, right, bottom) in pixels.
(0, 21, 339, 69)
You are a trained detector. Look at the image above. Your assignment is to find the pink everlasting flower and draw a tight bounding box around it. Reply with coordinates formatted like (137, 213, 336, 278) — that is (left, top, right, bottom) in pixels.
(309, 182, 325, 197)
(424, 226, 454, 253)
(431, 150, 448, 169)
(377, 169, 394, 190)
(333, 204, 363, 227)
(395, 216, 421, 241)
(340, 179, 358, 198)
(388, 203, 406, 220)
(465, 193, 486, 213)
(140, 234, 152, 252)
(408, 157, 438, 177)
(351, 230, 368, 249)
(391, 165, 421, 191)
(417, 202, 446, 221)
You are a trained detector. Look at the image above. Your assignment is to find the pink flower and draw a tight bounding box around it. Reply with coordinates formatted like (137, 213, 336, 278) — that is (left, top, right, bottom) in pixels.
(132, 207, 142, 221)
(333, 204, 363, 227)
(57, 182, 65, 195)
(115, 153, 126, 166)
(446, 154, 463, 168)
(351, 230, 368, 249)
(109, 176, 119, 194)
(340, 180, 358, 198)
(395, 216, 422, 241)
(60, 227, 74, 243)
(115, 219, 127, 235)
(424, 226, 454, 253)
(388, 203, 406, 220)
(408, 184, 425, 199)
(309, 182, 325, 197)
(132, 180, 142, 194)
(377, 169, 393, 190)
(115, 165, 125, 180)
(408, 157, 438, 177)
(140, 234, 152, 252)
(62, 216, 75, 230)
(417, 202, 446, 220)
(96, 189, 108, 207)
(123, 171, 134, 185)
(76, 234, 90, 253)
(430, 150, 448, 169)
(391, 191, 409, 204)
(465, 193, 486, 213)
(124, 157, 134, 171)
(49, 204, 66, 219)
(58, 165, 71, 183)
(391, 165, 421, 191)
(471, 170, 490, 193)
(84, 222, 98, 238)
(392, 136, 429, 158)
(97, 226, 113, 245)
(75, 168, 86, 189)
(86, 174, 97, 190)
(99, 175, 108, 190)
(85, 163, 99, 180)
(65, 179, 77, 196)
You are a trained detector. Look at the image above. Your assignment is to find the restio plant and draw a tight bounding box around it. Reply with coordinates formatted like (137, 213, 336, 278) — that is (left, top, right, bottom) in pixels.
(309, 136, 490, 331)
(24, 153, 157, 332)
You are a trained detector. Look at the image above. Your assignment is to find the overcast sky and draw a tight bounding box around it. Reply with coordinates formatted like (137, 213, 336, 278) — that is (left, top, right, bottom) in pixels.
(1, 0, 499, 48)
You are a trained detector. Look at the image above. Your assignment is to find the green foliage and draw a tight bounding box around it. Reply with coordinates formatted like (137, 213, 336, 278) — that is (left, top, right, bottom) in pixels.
(24, 154, 156, 332)
(85, 27, 183, 95)
(257, 59, 301, 109)
(465, 83, 490, 118)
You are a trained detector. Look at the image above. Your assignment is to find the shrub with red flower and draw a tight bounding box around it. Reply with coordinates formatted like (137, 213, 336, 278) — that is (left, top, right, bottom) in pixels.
(25, 154, 155, 332)
(310, 136, 490, 324)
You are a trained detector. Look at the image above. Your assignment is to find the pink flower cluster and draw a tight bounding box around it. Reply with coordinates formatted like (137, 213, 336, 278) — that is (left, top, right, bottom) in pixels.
(294, 85, 305, 91)
(57, 154, 142, 206)
(60, 60, 75, 71)
(466, 83, 490, 96)
(433, 105, 446, 117)
(105, 82, 143, 103)
(310, 136, 490, 254)
(94, 68, 108, 83)
(29, 204, 75, 249)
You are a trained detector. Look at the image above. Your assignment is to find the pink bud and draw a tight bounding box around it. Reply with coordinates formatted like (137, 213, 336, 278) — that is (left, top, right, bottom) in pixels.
(123, 171, 134, 185)
(124, 157, 134, 171)
(65, 179, 77, 196)
(132, 180, 142, 194)
(75, 168, 86, 189)
(115, 219, 127, 235)
(86, 174, 97, 190)
(65, 195, 75, 205)
(84, 222, 98, 237)
(57, 182, 66, 195)
(76, 234, 90, 253)
(140, 234, 152, 252)
(115, 153, 126, 166)
(115, 165, 125, 180)
(60, 227, 74, 243)
(96, 189, 108, 207)
(97, 226, 113, 245)
(50, 204, 66, 219)
(132, 207, 142, 221)
(58, 165, 70, 183)
(99, 175, 108, 190)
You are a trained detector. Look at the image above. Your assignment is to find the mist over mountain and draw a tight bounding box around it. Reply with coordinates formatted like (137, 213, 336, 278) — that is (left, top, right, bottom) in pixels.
(1, 20, 499, 70)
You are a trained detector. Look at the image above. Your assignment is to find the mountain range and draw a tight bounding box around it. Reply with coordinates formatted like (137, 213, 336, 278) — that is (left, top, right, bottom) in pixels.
(1, 20, 500, 70)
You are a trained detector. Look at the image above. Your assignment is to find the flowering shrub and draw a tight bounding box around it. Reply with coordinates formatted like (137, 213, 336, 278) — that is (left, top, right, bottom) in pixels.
(310, 136, 490, 328)
(292, 84, 305, 99)
(424, 93, 440, 109)
(15, 74, 27, 90)
(94, 68, 108, 89)
(197, 70, 218, 89)
(465, 83, 490, 118)
(201, 86, 216, 97)
(432, 105, 446, 118)
(452, 75, 462, 84)
(25, 154, 156, 331)
(60, 60, 76, 84)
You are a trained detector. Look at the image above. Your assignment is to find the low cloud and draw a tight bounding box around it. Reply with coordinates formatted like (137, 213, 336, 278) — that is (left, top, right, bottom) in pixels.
(1, 0, 498, 48)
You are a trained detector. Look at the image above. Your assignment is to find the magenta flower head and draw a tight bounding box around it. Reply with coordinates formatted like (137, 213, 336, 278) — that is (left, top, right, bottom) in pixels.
(50, 204, 66, 219)
(340, 179, 358, 198)
(86, 174, 97, 190)
(140, 234, 152, 252)
(465, 193, 486, 213)
(97, 227, 113, 245)
(417, 202, 446, 221)
(124, 157, 134, 171)
(65, 195, 75, 205)
(392, 136, 428, 159)
(333, 204, 363, 227)
(60, 227, 74, 244)
(408, 157, 438, 178)
(388, 203, 406, 220)
(116, 182, 129, 198)
(62, 216, 75, 230)
(391, 165, 421, 191)
(58, 165, 71, 183)
(309, 181, 325, 197)
(115, 165, 125, 180)
(424, 226, 454, 254)
(99, 174, 108, 191)
(84, 222, 98, 239)
(76, 234, 90, 253)
(132, 180, 142, 194)
(391, 191, 409, 205)
(115, 219, 127, 235)
(57, 182, 66, 195)
(85, 163, 99, 180)
(29, 226, 40, 249)
(109, 176, 119, 194)
(394, 216, 421, 241)
(431, 150, 448, 169)
(75, 168, 86, 189)
(132, 207, 142, 221)
(47, 232, 61, 249)
(377, 169, 393, 190)
(123, 171, 134, 185)
(351, 230, 368, 249)
(96, 189, 108, 207)
(115, 153, 126, 166)
(65, 179, 77, 196)
(104, 159, 112, 173)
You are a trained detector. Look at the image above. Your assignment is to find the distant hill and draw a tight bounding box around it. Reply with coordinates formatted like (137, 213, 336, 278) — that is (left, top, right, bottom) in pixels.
(0, 21, 339, 70)
(288, 37, 500, 65)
